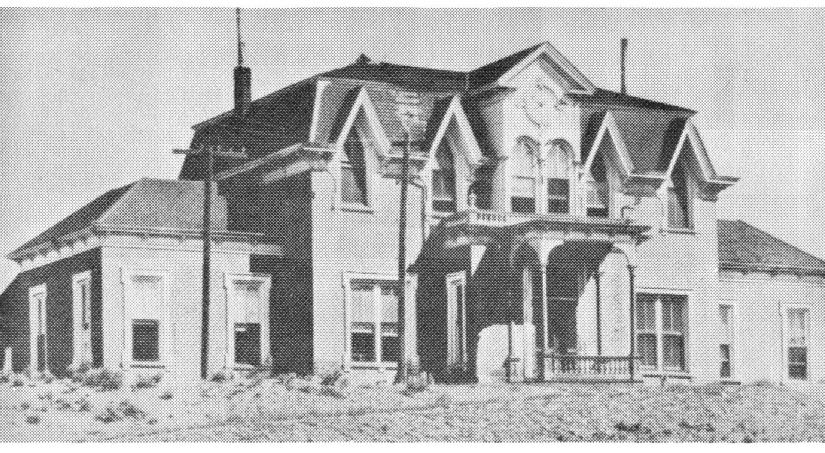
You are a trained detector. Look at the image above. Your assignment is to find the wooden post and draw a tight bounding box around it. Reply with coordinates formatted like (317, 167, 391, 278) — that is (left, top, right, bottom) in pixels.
(628, 265, 636, 381)
(173, 146, 246, 380)
(394, 129, 410, 383)
(595, 271, 602, 356)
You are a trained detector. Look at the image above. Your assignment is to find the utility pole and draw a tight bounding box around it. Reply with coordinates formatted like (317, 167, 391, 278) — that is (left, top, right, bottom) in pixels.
(174, 145, 246, 379)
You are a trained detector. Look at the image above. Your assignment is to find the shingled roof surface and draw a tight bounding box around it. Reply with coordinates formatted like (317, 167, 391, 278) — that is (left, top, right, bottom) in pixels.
(9, 179, 232, 259)
(718, 220, 825, 275)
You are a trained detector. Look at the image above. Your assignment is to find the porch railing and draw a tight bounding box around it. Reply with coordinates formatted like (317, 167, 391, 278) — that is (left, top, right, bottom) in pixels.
(543, 353, 640, 382)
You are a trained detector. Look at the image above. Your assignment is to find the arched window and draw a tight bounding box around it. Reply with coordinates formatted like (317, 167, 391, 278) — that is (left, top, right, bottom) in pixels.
(546, 140, 573, 214)
(341, 126, 368, 205)
(667, 161, 692, 229)
(586, 152, 610, 217)
(511, 137, 538, 213)
(431, 140, 457, 213)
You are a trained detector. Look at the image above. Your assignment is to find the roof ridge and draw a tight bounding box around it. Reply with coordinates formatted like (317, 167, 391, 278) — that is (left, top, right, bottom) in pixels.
(91, 180, 142, 227)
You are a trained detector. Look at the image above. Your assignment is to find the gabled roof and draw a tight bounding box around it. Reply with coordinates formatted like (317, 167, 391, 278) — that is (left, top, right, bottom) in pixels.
(718, 220, 825, 276)
(8, 178, 243, 260)
(467, 43, 544, 89)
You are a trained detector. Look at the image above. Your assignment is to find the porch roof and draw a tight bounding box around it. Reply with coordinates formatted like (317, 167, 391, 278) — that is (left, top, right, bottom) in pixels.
(411, 210, 650, 270)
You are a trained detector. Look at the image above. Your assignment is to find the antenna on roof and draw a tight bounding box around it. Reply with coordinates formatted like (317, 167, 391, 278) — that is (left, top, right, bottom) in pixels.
(233, 8, 251, 114)
(236, 7, 244, 66)
(620, 38, 628, 95)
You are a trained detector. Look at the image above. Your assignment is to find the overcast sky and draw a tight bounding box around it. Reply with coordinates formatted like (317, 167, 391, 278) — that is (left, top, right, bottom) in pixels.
(1, 7, 824, 289)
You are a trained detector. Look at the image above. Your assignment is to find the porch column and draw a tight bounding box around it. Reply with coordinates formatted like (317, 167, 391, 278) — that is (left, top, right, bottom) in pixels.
(595, 271, 602, 356)
(522, 267, 534, 380)
(628, 265, 636, 381)
(540, 265, 549, 352)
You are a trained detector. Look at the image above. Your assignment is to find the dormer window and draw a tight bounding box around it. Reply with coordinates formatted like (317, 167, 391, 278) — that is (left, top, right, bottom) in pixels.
(667, 161, 692, 229)
(586, 153, 610, 218)
(545, 140, 572, 214)
(341, 127, 368, 205)
(431, 141, 457, 213)
(511, 137, 538, 214)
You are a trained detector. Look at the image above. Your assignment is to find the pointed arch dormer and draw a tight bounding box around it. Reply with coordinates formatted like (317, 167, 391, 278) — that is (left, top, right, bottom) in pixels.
(334, 88, 391, 208)
(426, 96, 485, 213)
(582, 111, 634, 180)
(663, 119, 738, 202)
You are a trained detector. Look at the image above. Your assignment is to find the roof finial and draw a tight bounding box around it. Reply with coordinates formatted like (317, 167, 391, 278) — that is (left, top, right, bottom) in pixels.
(236, 7, 244, 67)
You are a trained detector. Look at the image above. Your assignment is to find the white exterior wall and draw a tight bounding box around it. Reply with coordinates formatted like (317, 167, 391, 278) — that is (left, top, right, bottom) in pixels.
(720, 270, 825, 385)
(99, 234, 259, 381)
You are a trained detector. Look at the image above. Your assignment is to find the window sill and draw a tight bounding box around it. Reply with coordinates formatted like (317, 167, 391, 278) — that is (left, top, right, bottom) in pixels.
(129, 362, 164, 369)
(349, 361, 398, 370)
(664, 227, 696, 235)
(341, 204, 374, 214)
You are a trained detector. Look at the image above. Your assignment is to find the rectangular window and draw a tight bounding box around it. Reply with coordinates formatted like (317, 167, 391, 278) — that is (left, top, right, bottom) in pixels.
(636, 293, 687, 372)
(234, 323, 261, 366)
(342, 164, 368, 205)
(432, 169, 456, 213)
(586, 180, 609, 217)
(132, 319, 159, 362)
(787, 308, 809, 380)
(130, 274, 162, 364)
(78, 279, 90, 330)
(230, 279, 265, 367)
(511, 176, 535, 213)
(446, 273, 467, 365)
(348, 280, 399, 365)
(719, 304, 735, 378)
(547, 178, 570, 214)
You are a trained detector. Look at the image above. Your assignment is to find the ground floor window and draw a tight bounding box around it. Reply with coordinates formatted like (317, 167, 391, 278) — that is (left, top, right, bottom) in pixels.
(348, 279, 399, 365)
(226, 276, 270, 368)
(719, 304, 735, 378)
(786, 307, 810, 380)
(128, 274, 163, 364)
(636, 293, 687, 372)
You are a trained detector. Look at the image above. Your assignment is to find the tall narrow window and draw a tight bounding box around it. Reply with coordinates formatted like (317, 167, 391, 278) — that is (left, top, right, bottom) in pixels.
(446, 273, 467, 366)
(432, 140, 457, 213)
(719, 304, 735, 378)
(587, 153, 610, 217)
(636, 293, 687, 372)
(232, 280, 264, 366)
(130, 274, 162, 364)
(668, 161, 692, 229)
(348, 280, 399, 365)
(787, 308, 809, 380)
(511, 137, 537, 213)
(341, 128, 368, 205)
(546, 141, 571, 214)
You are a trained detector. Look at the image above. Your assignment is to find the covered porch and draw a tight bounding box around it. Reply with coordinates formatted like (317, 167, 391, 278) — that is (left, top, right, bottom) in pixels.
(414, 209, 650, 384)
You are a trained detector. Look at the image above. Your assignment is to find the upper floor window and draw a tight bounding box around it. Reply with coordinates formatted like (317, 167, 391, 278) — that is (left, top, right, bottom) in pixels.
(546, 140, 572, 214)
(341, 128, 368, 206)
(511, 137, 538, 214)
(432, 140, 457, 213)
(586, 153, 610, 218)
(667, 161, 692, 229)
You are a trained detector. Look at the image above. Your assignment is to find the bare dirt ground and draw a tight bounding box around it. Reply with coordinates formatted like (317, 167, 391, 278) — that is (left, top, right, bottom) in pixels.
(2, 373, 825, 442)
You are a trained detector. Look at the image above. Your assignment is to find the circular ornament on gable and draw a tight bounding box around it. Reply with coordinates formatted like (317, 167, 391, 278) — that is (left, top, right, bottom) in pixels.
(522, 77, 563, 129)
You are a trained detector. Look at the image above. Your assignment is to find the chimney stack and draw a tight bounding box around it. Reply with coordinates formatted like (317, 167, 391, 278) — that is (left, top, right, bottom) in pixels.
(234, 8, 251, 114)
(620, 38, 628, 95)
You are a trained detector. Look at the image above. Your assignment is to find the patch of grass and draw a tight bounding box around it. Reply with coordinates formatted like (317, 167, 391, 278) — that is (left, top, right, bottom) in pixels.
(81, 368, 123, 391)
(131, 373, 162, 391)
(95, 400, 146, 423)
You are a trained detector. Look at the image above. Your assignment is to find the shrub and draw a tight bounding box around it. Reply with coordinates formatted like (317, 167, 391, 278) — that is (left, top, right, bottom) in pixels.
(26, 415, 40, 425)
(209, 368, 234, 382)
(66, 362, 92, 382)
(159, 390, 173, 400)
(95, 400, 146, 423)
(320, 368, 348, 388)
(131, 373, 162, 390)
(11, 374, 25, 387)
(402, 373, 429, 396)
(0, 371, 10, 384)
(82, 368, 123, 391)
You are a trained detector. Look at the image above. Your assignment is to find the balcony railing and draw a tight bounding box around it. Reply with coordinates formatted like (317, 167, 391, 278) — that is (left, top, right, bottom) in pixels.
(543, 353, 640, 382)
(442, 208, 641, 230)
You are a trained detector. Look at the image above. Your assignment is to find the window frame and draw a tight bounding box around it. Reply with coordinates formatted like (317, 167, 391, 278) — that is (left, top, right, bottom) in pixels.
(666, 161, 694, 232)
(342, 273, 401, 370)
(718, 302, 737, 380)
(431, 140, 458, 214)
(543, 140, 573, 215)
(71, 270, 93, 367)
(636, 291, 690, 374)
(28, 283, 48, 373)
(340, 125, 373, 210)
(586, 152, 611, 218)
(446, 271, 468, 366)
(120, 269, 168, 369)
(223, 273, 272, 370)
(510, 137, 539, 214)
(784, 304, 811, 382)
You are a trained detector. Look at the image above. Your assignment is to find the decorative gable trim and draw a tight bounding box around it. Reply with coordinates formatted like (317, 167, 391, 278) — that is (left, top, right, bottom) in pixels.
(582, 111, 634, 179)
(662, 119, 738, 200)
(426, 96, 485, 170)
(308, 79, 331, 143)
(333, 87, 391, 161)
(496, 42, 596, 95)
